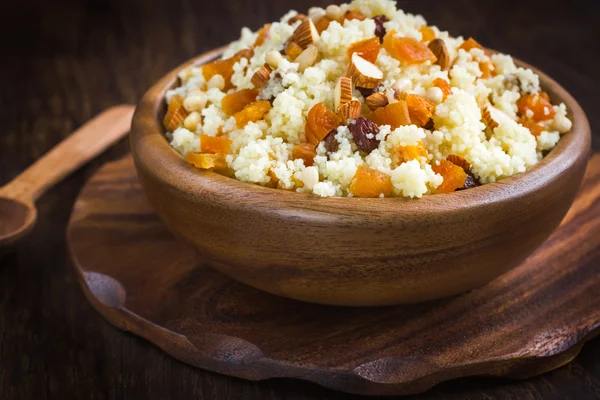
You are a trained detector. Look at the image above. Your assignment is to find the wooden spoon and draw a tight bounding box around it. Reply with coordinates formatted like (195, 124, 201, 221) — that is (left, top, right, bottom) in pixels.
(0, 105, 135, 247)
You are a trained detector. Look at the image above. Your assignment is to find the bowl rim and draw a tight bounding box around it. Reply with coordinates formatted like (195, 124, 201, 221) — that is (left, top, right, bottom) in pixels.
(131, 46, 591, 217)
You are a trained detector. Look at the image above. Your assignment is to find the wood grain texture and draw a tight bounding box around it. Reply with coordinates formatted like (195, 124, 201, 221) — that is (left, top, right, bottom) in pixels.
(67, 154, 600, 396)
(2, 0, 600, 398)
(130, 50, 590, 306)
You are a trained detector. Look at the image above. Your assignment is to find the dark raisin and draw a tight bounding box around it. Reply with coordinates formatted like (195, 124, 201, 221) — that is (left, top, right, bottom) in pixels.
(424, 118, 434, 130)
(373, 15, 389, 43)
(457, 173, 481, 190)
(323, 129, 339, 154)
(357, 86, 378, 98)
(349, 117, 380, 153)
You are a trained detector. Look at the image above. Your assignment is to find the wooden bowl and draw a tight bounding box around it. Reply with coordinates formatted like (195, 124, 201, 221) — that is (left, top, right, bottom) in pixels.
(130, 48, 591, 306)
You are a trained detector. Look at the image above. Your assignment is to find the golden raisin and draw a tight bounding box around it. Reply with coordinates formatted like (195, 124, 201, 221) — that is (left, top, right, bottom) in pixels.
(350, 166, 393, 197)
(314, 16, 334, 34)
(419, 25, 436, 42)
(479, 61, 494, 79)
(432, 159, 467, 193)
(405, 94, 436, 127)
(186, 152, 228, 170)
(305, 103, 343, 145)
(292, 143, 317, 166)
(347, 37, 381, 63)
(221, 89, 259, 115)
(517, 92, 555, 122)
(383, 30, 437, 64)
(285, 41, 304, 61)
(369, 100, 411, 129)
(200, 134, 232, 154)
(234, 101, 271, 128)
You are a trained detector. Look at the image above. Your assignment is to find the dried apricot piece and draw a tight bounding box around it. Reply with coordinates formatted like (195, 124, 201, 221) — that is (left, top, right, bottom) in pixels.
(479, 61, 494, 79)
(285, 41, 304, 61)
(186, 152, 228, 170)
(292, 143, 317, 166)
(200, 134, 232, 154)
(347, 37, 381, 64)
(383, 30, 437, 64)
(163, 95, 188, 131)
(397, 141, 428, 163)
(432, 78, 452, 101)
(519, 118, 545, 137)
(446, 154, 471, 171)
(350, 166, 393, 197)
(459, 37, 484, 52)
(202, 54, 243, 91)
(432, 159, 467, 193)
(369, 100, 411, 129)
(419, 25, 436, 42)
(221, 89, 259, 115)
(343, 9, 366, 21)
(305, 103, 343, 145)
(234, 100, 271, 128)
(405, 94, 436, 127)
(517, 92, 555, 122)
(314, 15, 333, 34)
(254, 24, 271, 47)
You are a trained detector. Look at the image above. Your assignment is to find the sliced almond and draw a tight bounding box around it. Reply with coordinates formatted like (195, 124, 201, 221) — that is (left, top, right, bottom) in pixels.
(295, 44, 319, 72)
(428, 38, 450, 70)
(334, 77, 353, 110)
(482, 105, 499, 130)
(446, 154, 471, 172)
(251, 64, 273, 88)
(365, 92, 389, 110)
(347, 53, 383, 89)
(288, 13, 307, 25)
(290, 19, 320, 49)
(164, 95, 189, 131)
(337, 99, 362, 122)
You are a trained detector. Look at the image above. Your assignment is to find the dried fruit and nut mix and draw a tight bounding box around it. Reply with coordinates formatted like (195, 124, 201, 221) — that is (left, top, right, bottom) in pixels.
(165, 0, 572, 198)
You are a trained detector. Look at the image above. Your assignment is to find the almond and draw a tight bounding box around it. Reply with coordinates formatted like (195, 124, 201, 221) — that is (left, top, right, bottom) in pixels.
(290, 19, 320, 49)
(482, 105, 499, 130)
(365, 92, 389, 110)
(428, 38, 450, 70)
(347, 53, 383, 89)
(295, 44, 319, 72)
(447, 154, 471, 172)
(164, 95, 189, 131)
(337, 99, 362, 122)
(251, 64, 273, 88)
(288, 13, 307, 25)
(334, 76, 353, 110)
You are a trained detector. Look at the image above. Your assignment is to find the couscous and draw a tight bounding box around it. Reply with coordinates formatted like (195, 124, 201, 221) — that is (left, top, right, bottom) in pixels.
(164, 0, 572, 198)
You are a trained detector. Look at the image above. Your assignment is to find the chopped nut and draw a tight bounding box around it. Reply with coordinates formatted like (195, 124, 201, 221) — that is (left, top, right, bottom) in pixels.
(365, 92, 389, 110)
(183, 111, 201, 131)
(347, 53, 383, 89)
(290, 19, 320, 49)
(251, 64, 273, 88)
(446, 154, 471, 172)
(207, 74, 225, 90)
(295, 44, 319, 72)
(334, 76, 353, 110)
(164, 95, 188, 131)
(427, 38, 450, 70)
(337, 99, 362, 122)
(482, 105, 499, 130)
(265, 50, 283, 69)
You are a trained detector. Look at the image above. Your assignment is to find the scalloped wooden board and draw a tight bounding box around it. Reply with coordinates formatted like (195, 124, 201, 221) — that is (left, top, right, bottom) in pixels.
(67, 154, 600, 396)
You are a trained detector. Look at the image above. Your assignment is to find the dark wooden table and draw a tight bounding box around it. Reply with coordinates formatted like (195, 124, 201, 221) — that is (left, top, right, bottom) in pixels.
(1, 0, 599, 398)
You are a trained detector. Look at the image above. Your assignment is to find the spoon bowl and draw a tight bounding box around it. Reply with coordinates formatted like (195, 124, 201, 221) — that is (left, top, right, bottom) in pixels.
(0, 198, 36, 247)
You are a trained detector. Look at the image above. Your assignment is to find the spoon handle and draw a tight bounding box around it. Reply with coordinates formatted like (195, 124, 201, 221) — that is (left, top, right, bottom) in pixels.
(0, 105, 135, 203)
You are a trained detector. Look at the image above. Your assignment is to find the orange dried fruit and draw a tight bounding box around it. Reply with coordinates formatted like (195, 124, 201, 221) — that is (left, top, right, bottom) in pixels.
(285, 41, 304, 61)
(305, 103, 343, 145)
(350, 166, 393, 197)
(369, 100, 411, 129)
(519, 118, 545, 137)
(446, 154, 471, 171)
(383, 30, 437, 64)
(221, 88, 259, 115)
(397, 141, 428, 163)
(314, 15, 334, 34)
(202, 54, 243, 91)
(432, 78, 452, 101)
(254, 24, 271, 46)
(479, 61, 494, 78)
(517, 92, 555, 122)
(343, 9, 366, 21)
(459, 37, 484, 52)
(234, 100, 271, 128)
(200, 134, 232, 154)
(405, 94, 436, 127)
(432, 159, 467, 193)
(163, 95, 188, 131)
(186, 152, 228, 170)
(419, 25, 436, 42)
(292, 143, 317, 166)
(347, 37, 381, 63)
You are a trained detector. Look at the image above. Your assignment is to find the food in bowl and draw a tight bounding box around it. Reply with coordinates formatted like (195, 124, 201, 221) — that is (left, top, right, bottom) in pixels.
(163, 0, 573, 198)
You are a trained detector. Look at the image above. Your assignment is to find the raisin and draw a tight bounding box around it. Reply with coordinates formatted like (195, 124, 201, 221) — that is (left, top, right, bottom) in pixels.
(357, 86, 379, 98)
(457, 173, 480, 190)
(349, 117, 380, 153)
(373, 15, 389, 43)
(323, 129, 339, 154)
